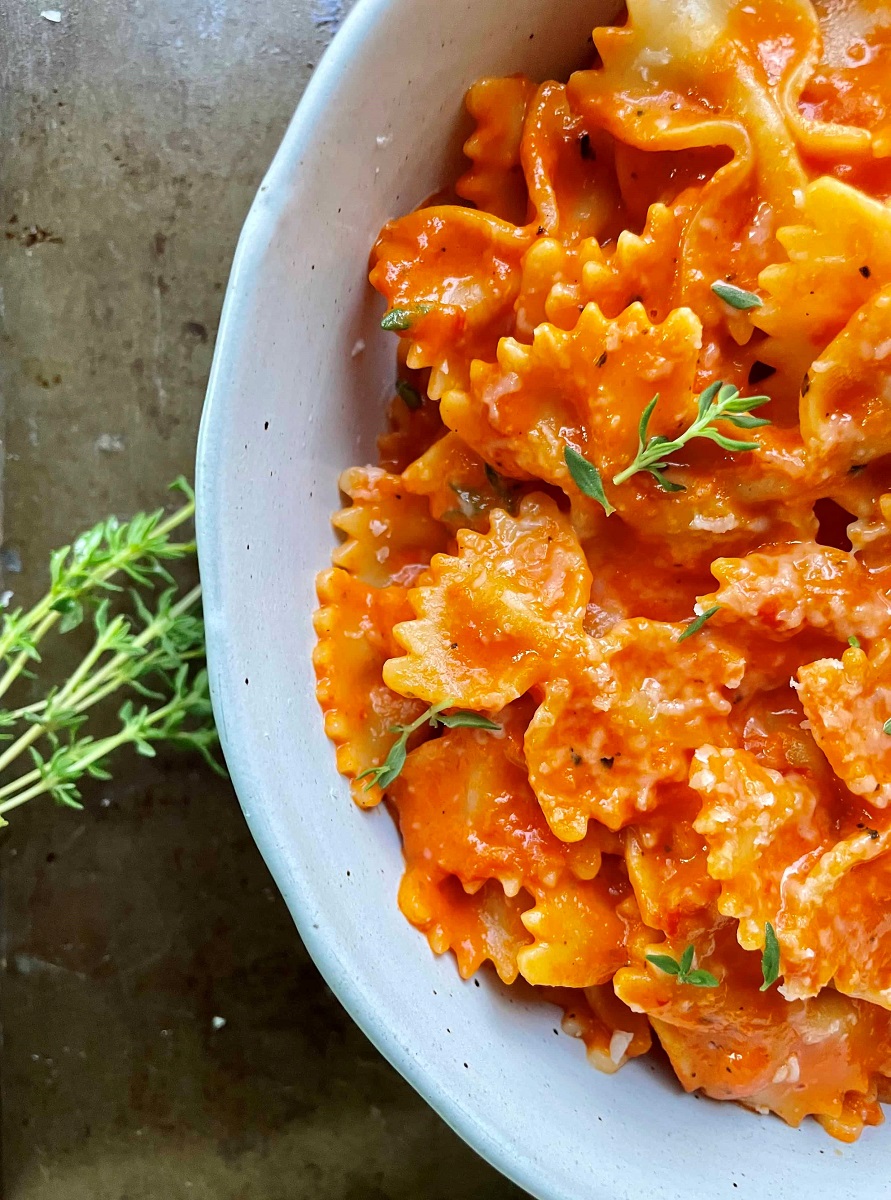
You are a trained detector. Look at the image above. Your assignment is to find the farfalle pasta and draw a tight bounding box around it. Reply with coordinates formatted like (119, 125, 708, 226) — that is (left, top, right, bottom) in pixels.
(315, 0, 891, 1140)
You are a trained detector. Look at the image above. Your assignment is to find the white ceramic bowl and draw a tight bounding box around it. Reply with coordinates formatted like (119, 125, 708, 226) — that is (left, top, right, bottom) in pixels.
(195, 3, 885, 1196)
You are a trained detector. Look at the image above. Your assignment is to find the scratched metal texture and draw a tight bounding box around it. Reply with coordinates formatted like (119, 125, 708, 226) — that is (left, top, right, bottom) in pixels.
(0, 2, 524, 1195)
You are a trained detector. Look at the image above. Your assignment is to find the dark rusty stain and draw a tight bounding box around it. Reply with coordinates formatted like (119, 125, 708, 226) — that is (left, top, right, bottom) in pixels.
(182, 320, 208, 342)
(16, 225, 63, 247)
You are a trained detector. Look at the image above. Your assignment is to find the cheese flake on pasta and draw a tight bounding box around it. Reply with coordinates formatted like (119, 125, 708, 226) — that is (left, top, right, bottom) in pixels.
(625, 784, 720, 935)
(525, 619, 745, 838)
(332, 466, 448, 587)
(690, 745, 831, 949)
(545, 985, 652, 1075)
(778, 826, 891, 1009)
(383, 494, 590, 710)
(441, 302, 702, 521)
(700, 541, 891, 641)
(797, 641, 891, 806)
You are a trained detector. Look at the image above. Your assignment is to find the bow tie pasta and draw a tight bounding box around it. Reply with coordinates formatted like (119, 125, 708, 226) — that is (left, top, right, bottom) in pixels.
(316, 0, 891, 1141)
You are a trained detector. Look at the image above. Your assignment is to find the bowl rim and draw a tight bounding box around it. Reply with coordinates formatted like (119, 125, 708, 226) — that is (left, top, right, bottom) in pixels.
(195, 2, 566, 1195)
(198, 3, 891, 1193)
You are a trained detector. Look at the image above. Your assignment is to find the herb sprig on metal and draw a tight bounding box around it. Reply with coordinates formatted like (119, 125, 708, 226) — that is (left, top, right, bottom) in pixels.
(646, 944, 719, 988)
(357, 701, 500, 791)
(0, 480, 222, 823)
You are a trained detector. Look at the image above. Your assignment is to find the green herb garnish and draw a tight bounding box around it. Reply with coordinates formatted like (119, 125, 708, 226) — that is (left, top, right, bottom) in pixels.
(0, 481, 222, 822)
(357, 701, 500, 791)
(443, 466, 521, 525)
(677, 605, 721, 643)
(848, 635, 861, 649)
(646, 943, 719, 988)
(711, 280, 763, 310)
(612, 382, 771, 493)
(884, 718, 891, 736)
(564, 446, 616, 516)
(396, 379, 423, 410)
(381, 304, 431, 331)
(760, 921, 780, 991)
(484, 464, 520, 515)
(446, 482, 489, 522)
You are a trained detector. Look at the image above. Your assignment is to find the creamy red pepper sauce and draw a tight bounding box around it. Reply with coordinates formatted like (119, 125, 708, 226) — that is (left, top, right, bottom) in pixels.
(315, 0, 891, 1139)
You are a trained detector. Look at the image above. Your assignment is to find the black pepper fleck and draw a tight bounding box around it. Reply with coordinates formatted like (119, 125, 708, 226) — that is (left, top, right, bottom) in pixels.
(748, 360, 776, 385)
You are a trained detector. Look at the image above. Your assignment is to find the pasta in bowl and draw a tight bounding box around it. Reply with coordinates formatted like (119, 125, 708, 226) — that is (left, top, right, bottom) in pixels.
(315, 0, 891, 1145)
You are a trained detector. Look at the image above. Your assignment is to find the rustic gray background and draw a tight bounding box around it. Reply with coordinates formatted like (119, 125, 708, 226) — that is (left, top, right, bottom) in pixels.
(0, 2, 525, 1195)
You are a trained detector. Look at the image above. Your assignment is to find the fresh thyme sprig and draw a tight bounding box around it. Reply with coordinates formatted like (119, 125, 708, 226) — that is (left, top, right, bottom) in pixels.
(381, 304, 432, 332)
(646, 944, 719, 988)
(484, 465, 521, 514)
(760, 921, 781, 991)
(711, 280, 763, 310)
(564, 446, 615, 516)
(0, 483, 222, 824)
(0, 478, 196, 706)
(357, 701, 500, 791)
(677, 605, 721, 642)
(612, 382, 771, 493)
(442, 466, 521, 524)
(1, 667, 219, 818)
(396, 379, 423, 410)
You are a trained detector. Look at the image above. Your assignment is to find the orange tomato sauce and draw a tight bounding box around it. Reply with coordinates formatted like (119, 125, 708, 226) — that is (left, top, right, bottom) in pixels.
(315, 0, 891, 1139)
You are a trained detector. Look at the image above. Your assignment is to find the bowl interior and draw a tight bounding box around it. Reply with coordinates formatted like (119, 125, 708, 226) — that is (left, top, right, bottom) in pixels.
(196, 2, 885, 1197)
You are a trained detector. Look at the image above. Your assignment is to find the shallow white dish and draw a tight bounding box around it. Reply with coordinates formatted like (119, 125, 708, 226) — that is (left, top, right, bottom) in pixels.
(195, 2, 886, 1196)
